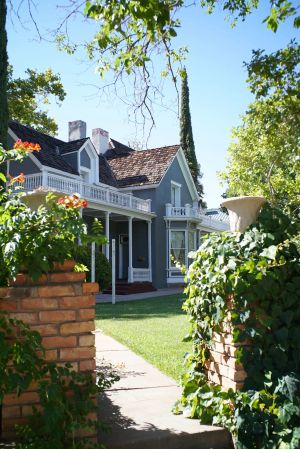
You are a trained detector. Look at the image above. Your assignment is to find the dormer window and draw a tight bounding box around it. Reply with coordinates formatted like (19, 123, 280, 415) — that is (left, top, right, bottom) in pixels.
(171, 181, 181, 207)
(80, 149, 91, 169)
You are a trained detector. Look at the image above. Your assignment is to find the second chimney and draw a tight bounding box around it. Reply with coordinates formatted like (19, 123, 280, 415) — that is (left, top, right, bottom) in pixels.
(92, 128, 109, 155)
(68, 120, 87, 141)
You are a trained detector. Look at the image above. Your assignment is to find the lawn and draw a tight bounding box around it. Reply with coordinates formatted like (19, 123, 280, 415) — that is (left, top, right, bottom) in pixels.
(95, 294, 191, 382)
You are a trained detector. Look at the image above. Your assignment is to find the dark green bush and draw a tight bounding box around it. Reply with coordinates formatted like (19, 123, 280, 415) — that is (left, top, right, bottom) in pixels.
(73, 245, 111, 291)
(175, 205, 300, 448)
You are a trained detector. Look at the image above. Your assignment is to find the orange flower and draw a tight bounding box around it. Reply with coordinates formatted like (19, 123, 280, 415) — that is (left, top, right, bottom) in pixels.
(57, 194, 88, 209)
(13, 139, 41, 153)
(8, 172, 25, 185)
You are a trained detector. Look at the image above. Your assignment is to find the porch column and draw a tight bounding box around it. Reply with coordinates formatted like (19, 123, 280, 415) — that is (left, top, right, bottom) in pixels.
(105, 211, 110, 260)
(148, 220, 152, 282)
(128, 216, 133, 283)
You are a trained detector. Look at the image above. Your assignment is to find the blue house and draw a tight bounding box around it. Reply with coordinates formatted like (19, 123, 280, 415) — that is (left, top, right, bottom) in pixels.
(8, 120, 229, 290)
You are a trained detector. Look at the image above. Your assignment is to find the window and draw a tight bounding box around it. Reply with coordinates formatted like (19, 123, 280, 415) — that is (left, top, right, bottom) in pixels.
(170, 231, 185, 267)
(188, 231, 196, 252)
(171, 182, 181, 206)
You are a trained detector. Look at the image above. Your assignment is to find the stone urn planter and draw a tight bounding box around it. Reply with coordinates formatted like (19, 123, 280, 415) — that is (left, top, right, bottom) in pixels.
(221, 196, 266, 232)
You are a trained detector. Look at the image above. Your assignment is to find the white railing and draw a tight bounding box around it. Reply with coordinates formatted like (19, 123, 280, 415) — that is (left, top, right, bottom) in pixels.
(20, 172, 152, 213)
(165, 204, 229, 231)
(132, 268, 152, 282)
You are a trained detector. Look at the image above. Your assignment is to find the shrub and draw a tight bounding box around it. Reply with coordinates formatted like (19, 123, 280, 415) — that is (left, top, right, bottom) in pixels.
(73, 245, 111, 291)
(175, 205, 300, 448)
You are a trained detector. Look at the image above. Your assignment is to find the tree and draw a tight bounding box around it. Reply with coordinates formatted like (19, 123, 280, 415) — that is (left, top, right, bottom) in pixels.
(0, 0, 8, 149)
(52, 0, 299, 132)
(180, 70, 205, 206)
(8, 66, 66, 135)
(219, 41, 300, 208)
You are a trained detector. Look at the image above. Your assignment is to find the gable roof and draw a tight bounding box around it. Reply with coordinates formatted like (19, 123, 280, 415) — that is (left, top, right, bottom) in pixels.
(98, 154, 118, 187)
(105, 138, 134, 159)
(8, 120, 79, 175)
(107, 145, 180, 187)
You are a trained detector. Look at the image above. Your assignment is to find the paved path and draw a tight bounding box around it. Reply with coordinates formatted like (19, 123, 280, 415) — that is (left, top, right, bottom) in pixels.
(96, 288, 183, 303)
(96, 331, 232, 449)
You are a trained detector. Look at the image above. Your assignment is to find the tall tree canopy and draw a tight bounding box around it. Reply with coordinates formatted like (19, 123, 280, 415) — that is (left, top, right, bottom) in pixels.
(219, 41, 300, 208)
(51, 0, 299, 131)
(8, 66, 66, 136)
(180, 70, 205, 206)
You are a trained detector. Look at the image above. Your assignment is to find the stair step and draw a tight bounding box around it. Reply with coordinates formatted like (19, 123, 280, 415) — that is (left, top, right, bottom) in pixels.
(103, 282, 156, 295)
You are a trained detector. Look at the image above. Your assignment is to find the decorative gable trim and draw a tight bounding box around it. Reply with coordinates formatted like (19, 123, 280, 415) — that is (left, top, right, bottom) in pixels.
(77, 139, 100, 184)
(175, 148, 199, 201)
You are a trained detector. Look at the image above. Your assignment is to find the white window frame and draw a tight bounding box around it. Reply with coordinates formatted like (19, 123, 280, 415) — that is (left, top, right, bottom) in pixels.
(171, 181, 181, 207)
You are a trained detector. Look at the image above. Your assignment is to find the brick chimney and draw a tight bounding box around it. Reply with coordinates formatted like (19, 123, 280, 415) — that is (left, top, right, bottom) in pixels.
(92, 128, 109, 155)
(68, 120, 87, 141)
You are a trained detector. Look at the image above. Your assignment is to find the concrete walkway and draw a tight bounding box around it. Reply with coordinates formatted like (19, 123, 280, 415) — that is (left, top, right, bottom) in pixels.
(96, 331, 232, 449)
(96, 288, 183, 303)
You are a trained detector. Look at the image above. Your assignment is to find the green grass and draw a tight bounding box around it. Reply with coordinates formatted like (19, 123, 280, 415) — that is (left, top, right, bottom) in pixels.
(95, 294, 191, 381)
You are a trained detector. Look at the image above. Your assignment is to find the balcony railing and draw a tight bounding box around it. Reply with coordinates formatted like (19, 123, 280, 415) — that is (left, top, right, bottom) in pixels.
(165, 204, 229, 231)
(19, 172, 152, 213)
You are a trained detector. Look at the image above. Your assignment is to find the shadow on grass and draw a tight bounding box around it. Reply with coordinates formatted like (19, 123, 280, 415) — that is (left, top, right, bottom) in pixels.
(95, 294, 186, 321)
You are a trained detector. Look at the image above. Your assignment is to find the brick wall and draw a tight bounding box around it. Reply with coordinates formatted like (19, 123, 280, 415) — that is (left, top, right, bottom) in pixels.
(205, 308, 247, 391)
(0, 261, 99, 440)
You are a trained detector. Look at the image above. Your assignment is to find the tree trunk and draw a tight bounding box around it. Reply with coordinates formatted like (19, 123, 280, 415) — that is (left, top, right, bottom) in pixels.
(0, 0, 8, 149)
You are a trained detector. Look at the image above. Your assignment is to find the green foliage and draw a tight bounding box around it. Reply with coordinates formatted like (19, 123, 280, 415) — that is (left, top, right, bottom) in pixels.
(8, 66, 66, 136)
(15, 364, 118, 449)
(176, 204, 300, 448)
(0, 314, 118, 448)
(0, 315, 44, 402)
(180, 69, 205, 206)
(219, 41, 300, 208)
(201, 0, 300, 31)
(0, 140, 116, 447)
(73, 244, 111, 290)
(0, 0, 8, 149)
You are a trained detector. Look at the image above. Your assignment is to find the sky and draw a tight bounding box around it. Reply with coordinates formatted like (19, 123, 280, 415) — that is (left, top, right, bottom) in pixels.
(6, 1, 299, 207)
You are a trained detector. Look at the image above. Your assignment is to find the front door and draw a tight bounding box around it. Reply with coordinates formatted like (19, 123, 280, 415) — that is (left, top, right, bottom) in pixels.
(119, 235, 129, 279)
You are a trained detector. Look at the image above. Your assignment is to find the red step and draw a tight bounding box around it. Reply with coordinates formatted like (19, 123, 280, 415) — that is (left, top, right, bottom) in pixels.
(103, 281, 156, 295)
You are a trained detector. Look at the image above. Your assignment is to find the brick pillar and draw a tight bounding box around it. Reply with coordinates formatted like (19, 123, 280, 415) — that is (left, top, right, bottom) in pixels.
(0, 261, 99, 439)
(205, 298, 247, 391)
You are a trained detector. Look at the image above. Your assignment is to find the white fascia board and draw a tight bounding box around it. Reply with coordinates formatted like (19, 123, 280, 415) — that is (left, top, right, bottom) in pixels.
(45, 166, 81, 179)
(175, 148, 199, 201)
(8, 128, 43, 170)
(120, 184, 159, 191)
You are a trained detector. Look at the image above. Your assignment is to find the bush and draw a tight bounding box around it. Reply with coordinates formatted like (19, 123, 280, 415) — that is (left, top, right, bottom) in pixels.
(175, 205, 300, 448)
(73, 245, 111, 291)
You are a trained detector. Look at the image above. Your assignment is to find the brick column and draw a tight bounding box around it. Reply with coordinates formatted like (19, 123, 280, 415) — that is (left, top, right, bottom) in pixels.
(0, 261, 99, 439)
(205, 298, 247, 391)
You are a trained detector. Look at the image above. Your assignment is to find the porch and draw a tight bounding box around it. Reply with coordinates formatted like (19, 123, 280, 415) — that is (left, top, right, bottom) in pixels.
(18, 171, 155, 285)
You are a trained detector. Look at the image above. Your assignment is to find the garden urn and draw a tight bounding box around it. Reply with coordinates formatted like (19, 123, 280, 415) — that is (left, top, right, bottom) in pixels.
(221, 196, 266, 232)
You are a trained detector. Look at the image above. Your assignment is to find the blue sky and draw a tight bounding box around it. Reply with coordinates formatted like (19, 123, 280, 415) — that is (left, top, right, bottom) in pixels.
(7, 2, 298, 207)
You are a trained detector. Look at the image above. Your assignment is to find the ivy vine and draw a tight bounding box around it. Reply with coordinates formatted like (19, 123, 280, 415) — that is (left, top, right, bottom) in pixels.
(174, 205, 300, 449)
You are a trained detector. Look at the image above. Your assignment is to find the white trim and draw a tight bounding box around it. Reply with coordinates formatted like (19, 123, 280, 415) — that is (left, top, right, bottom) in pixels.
(171, 180, 181, 188)
(120, 183, 159, 192)
(167, 276, 184, 284)
(46, 166, 80, 179)
(128, 217, 133, 283)
(176, 148, 199, 201)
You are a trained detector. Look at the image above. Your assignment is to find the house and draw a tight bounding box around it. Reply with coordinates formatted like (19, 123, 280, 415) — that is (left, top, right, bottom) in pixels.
(8, 119, 229, 290)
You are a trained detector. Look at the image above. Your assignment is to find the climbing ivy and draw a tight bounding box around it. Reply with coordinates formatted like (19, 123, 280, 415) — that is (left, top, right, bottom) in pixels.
(174, 205, 300, 448)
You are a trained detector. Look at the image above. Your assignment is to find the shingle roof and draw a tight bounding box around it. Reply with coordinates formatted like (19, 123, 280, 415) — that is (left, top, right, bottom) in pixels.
(8, 121, 79, 175)
(98, 154, 118, 187)
(105, 138, 134, 159)
(59, 138, 89, 154)
(107, 145, 180, 187)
